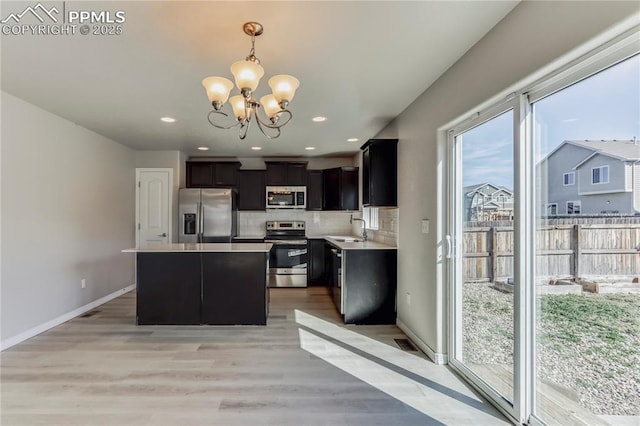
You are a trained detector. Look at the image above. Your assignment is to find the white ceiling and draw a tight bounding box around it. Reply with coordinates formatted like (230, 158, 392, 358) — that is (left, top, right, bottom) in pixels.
(1, 1, 518, 158)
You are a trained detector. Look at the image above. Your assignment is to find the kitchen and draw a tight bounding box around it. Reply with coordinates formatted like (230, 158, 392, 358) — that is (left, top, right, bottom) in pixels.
(2, 2, 637, 424)
(128, 141, 399, 326)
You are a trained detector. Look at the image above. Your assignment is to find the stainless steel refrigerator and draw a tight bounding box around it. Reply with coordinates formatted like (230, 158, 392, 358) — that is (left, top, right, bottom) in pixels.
(178, 188, 237, 243)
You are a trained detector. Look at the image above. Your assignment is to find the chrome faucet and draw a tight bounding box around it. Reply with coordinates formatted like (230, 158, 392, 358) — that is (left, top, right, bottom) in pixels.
(350, 215, 368, 241)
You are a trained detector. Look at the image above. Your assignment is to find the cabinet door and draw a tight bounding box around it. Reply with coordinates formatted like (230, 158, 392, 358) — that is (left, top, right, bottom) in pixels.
(362, 146, 371, 205)
(323, 167, 359, 211)
(201, 252, 267, 325)
(287, 163, 308, 185)
(136, 253, 202, 325)
(322, 168, 340, 210)
(343, 250, 397, 325)
(214, 162, 240, 186)
(362, 139, 397, 207)
(307, 239, 327, 285)
(238, 170, 266, 211)
(266, 163, 288, 186)
(306, 170, 323, 210)
(186, 162, 214, 187)
(340, 168, 359, 211)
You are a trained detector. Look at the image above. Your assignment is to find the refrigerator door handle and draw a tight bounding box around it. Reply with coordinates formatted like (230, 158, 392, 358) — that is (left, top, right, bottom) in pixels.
(198, 202, 204, 243)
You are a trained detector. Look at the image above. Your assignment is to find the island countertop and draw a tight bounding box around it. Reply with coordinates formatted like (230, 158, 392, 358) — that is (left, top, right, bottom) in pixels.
(122, 243, 273, 253)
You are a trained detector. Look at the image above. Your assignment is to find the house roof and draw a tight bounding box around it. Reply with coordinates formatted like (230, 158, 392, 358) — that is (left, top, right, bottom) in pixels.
(568, 140, 640, 166)
(538, 139, 640, 168)
(463, 183, 513, 198)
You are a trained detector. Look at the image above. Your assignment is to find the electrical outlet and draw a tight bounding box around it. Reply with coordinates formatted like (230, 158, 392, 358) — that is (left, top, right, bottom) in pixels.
(421, 219, 430, 234)
(406, 292, 411, 305)
(81, 278, 86, 289)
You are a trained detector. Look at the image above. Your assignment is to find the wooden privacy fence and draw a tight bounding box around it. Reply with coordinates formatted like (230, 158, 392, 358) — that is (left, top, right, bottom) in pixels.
(463, 223, 640, 282)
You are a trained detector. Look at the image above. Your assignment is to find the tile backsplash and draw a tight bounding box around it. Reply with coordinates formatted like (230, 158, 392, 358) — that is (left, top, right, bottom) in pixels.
(239, 208, 399, 247)
(351, 208, 399, 246)
(238, 210, 354, 237)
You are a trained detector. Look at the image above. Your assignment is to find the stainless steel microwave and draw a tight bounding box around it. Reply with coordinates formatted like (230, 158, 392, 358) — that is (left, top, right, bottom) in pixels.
(266, 186, 306, 209)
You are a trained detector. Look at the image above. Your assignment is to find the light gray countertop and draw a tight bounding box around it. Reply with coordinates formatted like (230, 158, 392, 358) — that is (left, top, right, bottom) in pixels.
(323, 237, 397, 250)
(122, 243, 273, 253)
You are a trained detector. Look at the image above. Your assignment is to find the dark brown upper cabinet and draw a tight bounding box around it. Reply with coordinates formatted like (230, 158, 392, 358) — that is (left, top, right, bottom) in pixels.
(306, 170, 323, 211)
(323, 167, 359, 211)
(238, 170, 266, 211)
(265, 161, 308, 186)
(361, 139, 398, 207)
(186, 161, 241, 188)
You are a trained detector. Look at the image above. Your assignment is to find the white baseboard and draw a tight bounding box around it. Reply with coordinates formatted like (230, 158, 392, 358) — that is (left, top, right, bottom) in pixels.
(396, 318, 449, 365)
(0, 284, 136, 351)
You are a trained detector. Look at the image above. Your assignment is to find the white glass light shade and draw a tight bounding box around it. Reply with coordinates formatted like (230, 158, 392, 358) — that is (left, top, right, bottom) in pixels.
(268, 75, 300, 104)
(260, 94, 282, 119)
(229, 95, 247, 120)
(202, 76, 233, 105)
(230, 60, 265, 92)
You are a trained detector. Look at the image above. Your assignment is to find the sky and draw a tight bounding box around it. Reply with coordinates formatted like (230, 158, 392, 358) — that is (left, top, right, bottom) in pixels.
(461, 53, 640, 190)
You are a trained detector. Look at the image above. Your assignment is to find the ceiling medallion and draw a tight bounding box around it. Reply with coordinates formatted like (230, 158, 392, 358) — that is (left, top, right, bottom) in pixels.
(202, 22, 300, 140)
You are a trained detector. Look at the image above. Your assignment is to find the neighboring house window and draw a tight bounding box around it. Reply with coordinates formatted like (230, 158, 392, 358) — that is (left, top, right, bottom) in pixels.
(563, 172, 575, 186)
(546, 203, 558, 215)
(567, 201, 581, 215)
(591, 165, 609, 184)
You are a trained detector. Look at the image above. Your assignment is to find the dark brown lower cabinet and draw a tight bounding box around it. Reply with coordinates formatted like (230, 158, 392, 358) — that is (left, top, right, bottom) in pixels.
(340, 249, 397, 325)
(136, 253, 201, 325)
(136, 252, 268, 325)
(307, 238, 328, 285)
(201, 252, 268, 325)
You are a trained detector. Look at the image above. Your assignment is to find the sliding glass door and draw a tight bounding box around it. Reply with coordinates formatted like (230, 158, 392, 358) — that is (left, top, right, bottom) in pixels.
(449, 106, 518, 418)
(531, 53, 640, 425)
(447, 34, 639, 425)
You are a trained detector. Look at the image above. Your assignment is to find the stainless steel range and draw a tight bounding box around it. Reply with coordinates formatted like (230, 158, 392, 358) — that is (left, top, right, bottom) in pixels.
(265, 221, 307, 288)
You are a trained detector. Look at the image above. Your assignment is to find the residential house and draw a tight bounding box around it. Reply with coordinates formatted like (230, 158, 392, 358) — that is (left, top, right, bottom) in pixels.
(537, 139, 640, 216)
(464, 183, 514, 221)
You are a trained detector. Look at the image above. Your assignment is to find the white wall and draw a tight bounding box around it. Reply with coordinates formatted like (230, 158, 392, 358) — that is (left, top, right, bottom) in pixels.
(135, 150, 182, 243)
(1, 92, 136, 345)
(373, 1, 640, 360)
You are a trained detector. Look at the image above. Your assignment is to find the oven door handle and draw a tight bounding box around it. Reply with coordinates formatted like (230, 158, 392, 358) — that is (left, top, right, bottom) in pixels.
(265, 240, 308, 245)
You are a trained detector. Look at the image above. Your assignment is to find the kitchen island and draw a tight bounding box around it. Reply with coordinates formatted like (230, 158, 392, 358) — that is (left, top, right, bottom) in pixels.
(123, 243, 272, 326)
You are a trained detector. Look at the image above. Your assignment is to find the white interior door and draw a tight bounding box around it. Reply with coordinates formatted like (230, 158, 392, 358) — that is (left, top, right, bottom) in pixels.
(136, 169, 172, 247)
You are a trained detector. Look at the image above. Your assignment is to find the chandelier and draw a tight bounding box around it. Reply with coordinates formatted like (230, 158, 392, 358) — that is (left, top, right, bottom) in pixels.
(202, 22, 300, 140)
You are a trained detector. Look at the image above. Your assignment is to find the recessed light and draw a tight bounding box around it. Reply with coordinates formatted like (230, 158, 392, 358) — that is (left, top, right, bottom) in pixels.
(305, 146, 316, 151)
(312, 116, 327, 122)
(160, 117, 176, 123)
(197, 146, 209, 151)
(251, 146, 262, 151)
(347, 138, 359, 142)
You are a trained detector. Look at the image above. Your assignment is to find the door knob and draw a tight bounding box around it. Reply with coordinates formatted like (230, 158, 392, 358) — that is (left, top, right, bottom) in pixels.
(158, 233, 167, 237)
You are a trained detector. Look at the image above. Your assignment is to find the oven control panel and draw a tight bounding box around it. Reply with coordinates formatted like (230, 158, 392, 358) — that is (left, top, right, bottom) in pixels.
(266, 221, 305, 230)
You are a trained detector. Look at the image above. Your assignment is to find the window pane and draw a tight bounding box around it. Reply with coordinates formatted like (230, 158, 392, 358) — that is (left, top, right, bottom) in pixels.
(533, 54, 640, 423)
(457, 110, 514, 403)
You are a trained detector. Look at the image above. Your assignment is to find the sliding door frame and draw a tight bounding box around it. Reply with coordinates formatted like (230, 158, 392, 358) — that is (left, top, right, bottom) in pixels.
(445, 26, 639, 426)
(447, 100, 525, 423)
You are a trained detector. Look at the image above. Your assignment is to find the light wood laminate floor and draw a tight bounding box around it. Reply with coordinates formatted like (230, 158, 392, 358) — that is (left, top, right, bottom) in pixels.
(1, 287, 510, 425)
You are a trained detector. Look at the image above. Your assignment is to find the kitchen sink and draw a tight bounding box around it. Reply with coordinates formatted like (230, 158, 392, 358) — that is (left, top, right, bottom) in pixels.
(327, 236, 364, 242)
